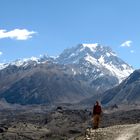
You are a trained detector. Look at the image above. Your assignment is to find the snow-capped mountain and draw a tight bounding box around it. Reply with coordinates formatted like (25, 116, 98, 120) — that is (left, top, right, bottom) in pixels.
(0, 43, 133, 83)
(57, 43, 133, 83)
(0, 63, 9, 70)
(0, 54, 52, 70)
(0, 43, 134, 105)
(0, 43, 134, 94)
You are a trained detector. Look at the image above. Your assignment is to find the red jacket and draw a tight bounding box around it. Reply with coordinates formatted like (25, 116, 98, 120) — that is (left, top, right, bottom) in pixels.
(93, 105, 102, 115)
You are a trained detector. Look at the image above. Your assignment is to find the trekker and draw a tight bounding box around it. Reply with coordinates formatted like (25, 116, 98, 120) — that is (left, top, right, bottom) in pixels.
(93, 101, 102, 129)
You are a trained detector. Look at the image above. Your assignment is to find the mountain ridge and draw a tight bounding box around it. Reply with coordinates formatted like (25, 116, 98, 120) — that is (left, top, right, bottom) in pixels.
(101, 69, 140, 105)
(0, 43, 134, 105)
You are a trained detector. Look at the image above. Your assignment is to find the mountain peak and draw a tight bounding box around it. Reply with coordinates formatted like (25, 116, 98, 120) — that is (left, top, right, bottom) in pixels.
(57, 43, 134, 83)
(82, 43, 99, 52)
(0, 43, 134, 84)
(0, 43, 135, 105)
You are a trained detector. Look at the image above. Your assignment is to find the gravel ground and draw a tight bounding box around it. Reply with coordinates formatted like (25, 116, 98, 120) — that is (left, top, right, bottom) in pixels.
(76, 123, 140, 140)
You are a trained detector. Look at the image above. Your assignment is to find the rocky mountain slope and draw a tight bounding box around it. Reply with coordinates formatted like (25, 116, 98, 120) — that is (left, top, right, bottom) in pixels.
(57, 43, 133, 93)
(57, 44, 133, 81)
(0, 62, 93, 105)
(101, 69, 140, 105)
(0, 43, 134, 105)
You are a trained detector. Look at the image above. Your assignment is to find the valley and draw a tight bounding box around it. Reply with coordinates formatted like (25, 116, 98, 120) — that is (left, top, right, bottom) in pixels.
(0, 104, 140, 140)
(0, 44, 139, 140)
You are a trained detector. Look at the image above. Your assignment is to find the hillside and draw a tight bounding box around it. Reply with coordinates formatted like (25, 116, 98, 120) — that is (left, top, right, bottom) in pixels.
(101, 69, 140, 105)
(0, 63, 93, 105)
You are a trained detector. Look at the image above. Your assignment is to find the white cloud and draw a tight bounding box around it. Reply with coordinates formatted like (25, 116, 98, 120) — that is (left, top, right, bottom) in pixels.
(121, 40, 132, 47)
(0, 29, 36, 40)
(130, 50, 134, 53)
(0, 52, 3, 56)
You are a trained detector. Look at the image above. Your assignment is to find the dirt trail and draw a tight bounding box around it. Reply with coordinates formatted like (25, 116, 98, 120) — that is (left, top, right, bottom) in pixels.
(115, 124, 140, 140)
(79, 123, 140, 140)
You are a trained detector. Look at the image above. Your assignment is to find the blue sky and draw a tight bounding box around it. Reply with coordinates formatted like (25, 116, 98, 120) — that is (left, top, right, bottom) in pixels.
(0, 0, 140, 69)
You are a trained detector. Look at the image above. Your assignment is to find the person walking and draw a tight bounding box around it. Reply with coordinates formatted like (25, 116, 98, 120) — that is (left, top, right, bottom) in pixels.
(93, 101, 102, 129)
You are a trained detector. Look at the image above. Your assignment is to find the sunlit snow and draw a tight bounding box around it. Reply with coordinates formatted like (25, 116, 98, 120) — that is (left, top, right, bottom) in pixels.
(82, 43, 98, 52)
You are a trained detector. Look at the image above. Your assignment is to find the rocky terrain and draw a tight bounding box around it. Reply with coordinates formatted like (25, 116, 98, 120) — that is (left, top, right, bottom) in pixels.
(0, 105, 140, 140)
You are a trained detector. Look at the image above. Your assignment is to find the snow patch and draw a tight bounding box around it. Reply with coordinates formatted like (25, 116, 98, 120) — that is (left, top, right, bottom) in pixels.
(82, 43, 98, 52)
(0, 63, 9, 70)
(50, 55, 58, 59)
(102, 63, 133, 82)
(83, 53, 133, 83)
(98, 56, 105, 64)
(106, 52, 111, 57)
(29, 56, 39, 61)
(72, 68, 77, 75)
(69, 53, 76, 58)
(10, 57, 39, 67)
(110, 52, 117, 56)
(84, 54, 99, 66)
(122, 64, 128, 69)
